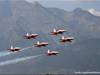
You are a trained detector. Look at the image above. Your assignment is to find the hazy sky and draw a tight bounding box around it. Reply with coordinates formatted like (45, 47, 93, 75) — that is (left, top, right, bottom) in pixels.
(26, 0, 100, 11)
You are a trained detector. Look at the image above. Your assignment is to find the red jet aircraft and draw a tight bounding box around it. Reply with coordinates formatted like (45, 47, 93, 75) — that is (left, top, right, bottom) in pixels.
(60, 36, 74, 43)
(47, 50, 59, 56)
(34, 41, 48, 47)
(8, 45, 21, 52)
(24, 33, 38, 40)
(51, 28, 67, 35)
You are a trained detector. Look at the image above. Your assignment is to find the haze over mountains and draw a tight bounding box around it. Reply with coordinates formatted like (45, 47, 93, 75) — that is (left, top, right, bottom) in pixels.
(0, 0, 100, 74)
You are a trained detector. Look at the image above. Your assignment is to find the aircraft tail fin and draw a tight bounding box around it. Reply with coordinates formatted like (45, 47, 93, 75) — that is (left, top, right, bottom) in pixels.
(26, 33, 29, 36)
(53, 28, 56, 32)
(48, 50, 50, 53)
(37, 41, 40, 44)
(62, 36, 65, 39)
(11, 45, 13, 49)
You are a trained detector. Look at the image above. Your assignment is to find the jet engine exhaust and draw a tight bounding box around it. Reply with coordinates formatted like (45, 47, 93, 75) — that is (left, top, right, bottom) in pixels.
(0, 46, 33, 57)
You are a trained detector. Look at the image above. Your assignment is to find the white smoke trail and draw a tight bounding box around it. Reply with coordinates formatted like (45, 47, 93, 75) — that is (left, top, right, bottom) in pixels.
(21, 46, 33, 51)
(0, 54, 44, 66)
(0, 46, 34, 57)
(0, 51, 13, 57)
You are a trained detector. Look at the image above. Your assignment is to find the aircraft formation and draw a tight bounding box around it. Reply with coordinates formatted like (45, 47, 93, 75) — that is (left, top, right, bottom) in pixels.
(8, 28, 74, 56)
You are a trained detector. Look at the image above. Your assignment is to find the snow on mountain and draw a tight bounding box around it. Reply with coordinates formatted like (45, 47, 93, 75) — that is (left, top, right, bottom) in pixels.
(25, 0, 34, 3)
(88, 9, 100, 16)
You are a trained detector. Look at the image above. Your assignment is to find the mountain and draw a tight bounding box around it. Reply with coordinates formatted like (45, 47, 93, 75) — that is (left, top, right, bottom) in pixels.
(0, 0, 100, 74)
(0, 0, 65, 50)
(49, 8, 100, 40)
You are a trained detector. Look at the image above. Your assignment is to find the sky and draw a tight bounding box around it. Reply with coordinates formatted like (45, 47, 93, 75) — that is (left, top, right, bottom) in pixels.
(26, 0, 100, 11)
